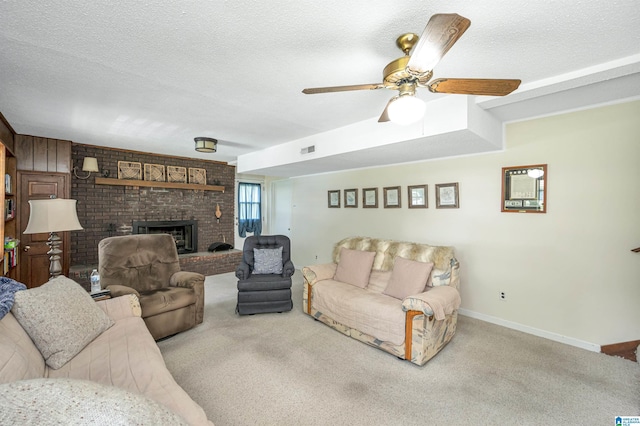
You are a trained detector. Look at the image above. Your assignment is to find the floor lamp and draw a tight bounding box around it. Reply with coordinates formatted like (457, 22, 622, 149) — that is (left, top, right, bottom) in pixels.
(23, 197, 83, 280)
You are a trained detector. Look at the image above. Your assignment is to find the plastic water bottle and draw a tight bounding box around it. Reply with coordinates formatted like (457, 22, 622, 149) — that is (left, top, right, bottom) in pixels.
(90, 269, 101, 293)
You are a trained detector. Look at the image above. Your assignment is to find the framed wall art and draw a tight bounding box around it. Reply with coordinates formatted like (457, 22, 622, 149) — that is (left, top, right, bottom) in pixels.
(144, 163, 165, 182)
(167, 166, 187, 183)
(188, 167, 207, 185)
(328, 190, 340, 208)
(362, 187, 378, 208)
(435, 182, 459, 209)
(408, 184, 428, 208)
(344, 188, 358, 208)
(383, 186, 401, 208)
(117, 161, 142, 180)
(501, 164, 547, 213)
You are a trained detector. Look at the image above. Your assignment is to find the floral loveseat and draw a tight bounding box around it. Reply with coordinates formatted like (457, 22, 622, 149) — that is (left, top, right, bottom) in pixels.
(303, 237, 461, 366)
(0, 276, 211, 425)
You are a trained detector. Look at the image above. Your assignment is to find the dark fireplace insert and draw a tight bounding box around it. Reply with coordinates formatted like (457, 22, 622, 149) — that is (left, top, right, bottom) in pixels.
(132, 220, 198, 254)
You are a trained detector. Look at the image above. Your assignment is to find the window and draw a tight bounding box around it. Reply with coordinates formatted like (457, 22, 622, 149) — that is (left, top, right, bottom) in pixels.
(238, 182, 262, 237)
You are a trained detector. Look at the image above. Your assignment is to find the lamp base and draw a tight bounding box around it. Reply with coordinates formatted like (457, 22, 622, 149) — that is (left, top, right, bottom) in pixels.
(47, 232, 63, 280)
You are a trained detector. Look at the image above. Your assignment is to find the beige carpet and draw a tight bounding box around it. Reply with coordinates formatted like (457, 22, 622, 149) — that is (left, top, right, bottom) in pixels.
(157, 272, 640, 425)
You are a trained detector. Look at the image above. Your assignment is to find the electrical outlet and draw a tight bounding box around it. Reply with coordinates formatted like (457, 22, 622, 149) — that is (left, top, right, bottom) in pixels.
(315, 255, 318, 260)
(500, 291, 506, 300)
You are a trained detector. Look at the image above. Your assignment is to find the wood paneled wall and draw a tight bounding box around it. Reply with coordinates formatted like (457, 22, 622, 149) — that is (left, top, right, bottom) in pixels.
(15, 135, 71, 172)
(0, 113, 15, 153)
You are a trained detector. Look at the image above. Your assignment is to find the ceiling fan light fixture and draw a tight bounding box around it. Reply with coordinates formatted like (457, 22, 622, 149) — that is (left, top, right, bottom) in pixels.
(387, 95, 426, 125)
(194, 137, 217, 153)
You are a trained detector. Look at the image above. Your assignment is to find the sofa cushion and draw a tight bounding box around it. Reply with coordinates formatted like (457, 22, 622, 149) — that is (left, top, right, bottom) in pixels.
(253, 246, 283, 274)
(313, 279, 405, 345)
(0, 313, 46, 384)
(47, 315, 211, 426)
(332, 237, 456, 287)
(366, 270, 392, 293)
(383, 257, 434, 300)
(11, 276, 114, 370)
(334, 248, 375, 288)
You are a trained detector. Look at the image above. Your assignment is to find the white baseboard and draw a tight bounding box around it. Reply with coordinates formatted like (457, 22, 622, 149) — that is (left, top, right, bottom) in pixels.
(458, 308, 601, 353)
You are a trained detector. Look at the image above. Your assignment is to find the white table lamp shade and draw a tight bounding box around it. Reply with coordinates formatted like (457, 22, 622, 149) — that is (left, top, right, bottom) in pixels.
(24, 199, 83, 234)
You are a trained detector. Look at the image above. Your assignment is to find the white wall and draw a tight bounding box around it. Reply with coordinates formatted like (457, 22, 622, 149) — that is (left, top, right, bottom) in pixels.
(286, 100, 640, 348)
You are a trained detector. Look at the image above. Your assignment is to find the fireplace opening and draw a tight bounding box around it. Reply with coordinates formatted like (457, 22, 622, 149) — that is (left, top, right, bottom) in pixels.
(132, 220, 198, 254)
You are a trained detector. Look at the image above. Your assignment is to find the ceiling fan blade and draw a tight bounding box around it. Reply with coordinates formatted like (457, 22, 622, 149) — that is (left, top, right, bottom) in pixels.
(302, 83, 383, 94)
(406, 13, 471, 75)
(378, 98, 394, 122)
(428, 78, 521, 96)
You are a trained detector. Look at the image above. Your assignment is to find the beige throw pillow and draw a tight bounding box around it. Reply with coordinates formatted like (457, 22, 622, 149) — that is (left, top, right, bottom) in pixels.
(11, 276, 114, 370)
(383, 257, 434, 300)
(333, 248, 375, 288)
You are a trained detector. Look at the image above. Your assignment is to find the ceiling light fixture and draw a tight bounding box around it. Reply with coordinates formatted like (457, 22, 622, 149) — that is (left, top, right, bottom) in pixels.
(194, 137, 217, 153)
(387, 94, 426, 125)
(386, 82, 426, 125)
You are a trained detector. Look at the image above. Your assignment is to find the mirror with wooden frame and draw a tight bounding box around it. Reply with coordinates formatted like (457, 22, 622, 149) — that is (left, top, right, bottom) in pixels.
(501, 164, 547, 213)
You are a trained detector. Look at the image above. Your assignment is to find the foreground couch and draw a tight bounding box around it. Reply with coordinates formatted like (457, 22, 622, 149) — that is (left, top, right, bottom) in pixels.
(99, 233, 205, 340)
(0, 276, 212, 425)
(303, 237, 461, 366)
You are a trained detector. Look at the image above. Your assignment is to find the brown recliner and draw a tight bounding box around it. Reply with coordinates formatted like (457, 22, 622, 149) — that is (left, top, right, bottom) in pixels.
(98, 234, 205, 340)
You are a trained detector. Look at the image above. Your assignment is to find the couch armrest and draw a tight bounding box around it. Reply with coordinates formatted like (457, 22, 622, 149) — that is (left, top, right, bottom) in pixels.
(96, 294, 142, 320)
(401, 286, 461, 321)
(171, 271, 205, 325)
(106, 284, 140, 299)
(235, 261, 251, 280)
(282, 260, 295, 278)
(170, 271, 205, 288)
(302, 263, 337, 286)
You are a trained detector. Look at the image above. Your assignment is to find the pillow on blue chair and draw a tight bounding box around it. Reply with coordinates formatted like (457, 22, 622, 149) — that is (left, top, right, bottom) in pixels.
(253, 247, 283, 274)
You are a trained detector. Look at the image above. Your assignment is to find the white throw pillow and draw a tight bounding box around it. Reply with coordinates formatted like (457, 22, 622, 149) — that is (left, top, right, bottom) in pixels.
(11, 276, 113, 369)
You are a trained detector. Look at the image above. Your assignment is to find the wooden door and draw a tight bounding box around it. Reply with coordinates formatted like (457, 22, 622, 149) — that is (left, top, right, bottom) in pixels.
(18, 172, 69, 288)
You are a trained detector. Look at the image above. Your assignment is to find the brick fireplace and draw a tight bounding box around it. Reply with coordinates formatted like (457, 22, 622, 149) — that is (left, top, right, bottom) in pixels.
(71, 144, 237, 270)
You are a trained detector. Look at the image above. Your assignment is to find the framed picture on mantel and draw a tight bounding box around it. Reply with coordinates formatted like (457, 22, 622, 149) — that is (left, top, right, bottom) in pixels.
(117, 161, 142, 180)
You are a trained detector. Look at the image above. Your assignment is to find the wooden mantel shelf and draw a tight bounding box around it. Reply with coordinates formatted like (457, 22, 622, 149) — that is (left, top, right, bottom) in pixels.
(95, 177, 225, 192)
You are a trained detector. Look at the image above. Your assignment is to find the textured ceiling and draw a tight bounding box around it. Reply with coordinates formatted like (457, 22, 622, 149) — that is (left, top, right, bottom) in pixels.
(1, 1, 639, 176)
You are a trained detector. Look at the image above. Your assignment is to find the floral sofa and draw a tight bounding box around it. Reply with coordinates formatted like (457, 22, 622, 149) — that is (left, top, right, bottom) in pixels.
(0, 276, 212, 425)
(303, 237, 461, 366)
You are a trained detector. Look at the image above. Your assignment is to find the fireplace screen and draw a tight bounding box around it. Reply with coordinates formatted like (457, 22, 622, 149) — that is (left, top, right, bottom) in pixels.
(132, 220, 198, 254)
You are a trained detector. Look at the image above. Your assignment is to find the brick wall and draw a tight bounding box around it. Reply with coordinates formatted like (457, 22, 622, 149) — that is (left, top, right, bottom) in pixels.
(71, 144, 236, 269)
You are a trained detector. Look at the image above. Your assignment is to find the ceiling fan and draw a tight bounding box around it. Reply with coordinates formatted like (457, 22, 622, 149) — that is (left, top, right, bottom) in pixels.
(302, 13, 521, 125)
